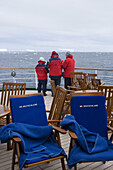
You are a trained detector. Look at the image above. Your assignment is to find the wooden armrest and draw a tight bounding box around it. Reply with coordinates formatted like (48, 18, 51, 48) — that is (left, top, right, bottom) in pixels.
(69, 130, 78, 140)
(68, 86, 81, 90)
(72, 81, 79, 85)
(101, 83, 105, 86)
(67, 86, 76, 89)
(64, 101, 70, 104)
(67, 86, 71, 88)
(107, 125, 113, 132)
(48, 120, 61, 123)
(49, 124, 66, 134)
(67, 90, 75, 93)
(13, 137, 22, 143)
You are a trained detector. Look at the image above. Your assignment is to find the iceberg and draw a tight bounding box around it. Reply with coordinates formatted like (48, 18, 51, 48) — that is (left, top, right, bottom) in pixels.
(0, 49, 7, 52)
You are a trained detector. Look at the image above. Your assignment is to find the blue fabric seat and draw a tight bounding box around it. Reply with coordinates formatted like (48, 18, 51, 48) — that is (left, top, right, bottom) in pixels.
(26, 153, 63, 164)
(61, 95, 113, 169)
(0, 93, 66, 170)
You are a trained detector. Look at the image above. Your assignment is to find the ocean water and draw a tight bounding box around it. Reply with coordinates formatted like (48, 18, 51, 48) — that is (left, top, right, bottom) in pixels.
(0, 52, 113, 88)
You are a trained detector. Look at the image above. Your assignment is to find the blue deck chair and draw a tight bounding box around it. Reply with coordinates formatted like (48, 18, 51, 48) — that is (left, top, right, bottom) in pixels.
(7, 93, 66, 170)
(61, 92, 113, 170)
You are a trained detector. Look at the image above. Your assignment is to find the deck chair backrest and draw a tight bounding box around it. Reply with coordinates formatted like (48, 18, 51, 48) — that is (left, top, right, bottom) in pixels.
(84, 73, 97, 90)
(50, 79, 56, 96)
(92, 78, 105, 89)
(10, 93, 48, 126)
(70, 72, 83, 86)
(70, 72, 86, 89)
(9, 93, 66, 169)
(98, 85, 113, 124)
(48, 86, 67, 121)
(70, 92, 108, 138)
(1, 82, 26, 106)
(67, 72, 86, 90)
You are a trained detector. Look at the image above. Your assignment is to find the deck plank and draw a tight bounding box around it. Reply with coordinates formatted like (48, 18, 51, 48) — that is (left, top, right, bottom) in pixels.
(1, 136, 113, 170)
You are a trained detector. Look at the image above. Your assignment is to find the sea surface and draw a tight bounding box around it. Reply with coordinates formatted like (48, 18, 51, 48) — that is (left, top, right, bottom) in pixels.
(0, 52, 113, 88)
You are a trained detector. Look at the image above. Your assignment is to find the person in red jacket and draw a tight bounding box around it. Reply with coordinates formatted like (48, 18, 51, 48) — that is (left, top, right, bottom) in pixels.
(47, 51, 62, 86)
(63, 52, 75, 89)
(35, 57, 48, 96)
(47, 51, 62, 96)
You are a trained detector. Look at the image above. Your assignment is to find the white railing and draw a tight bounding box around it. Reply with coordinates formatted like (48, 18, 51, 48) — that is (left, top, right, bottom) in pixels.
(0, 67, 113, 89)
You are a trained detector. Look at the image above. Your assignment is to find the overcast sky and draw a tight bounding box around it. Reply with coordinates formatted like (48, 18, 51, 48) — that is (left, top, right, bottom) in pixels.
(0, 0, 113, 52)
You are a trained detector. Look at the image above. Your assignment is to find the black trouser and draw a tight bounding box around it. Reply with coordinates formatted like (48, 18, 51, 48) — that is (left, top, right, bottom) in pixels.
(38, 79, 47, 94)
(64, 77, 71, 89)
(50, 76, 61, 96)
(50, 76, 61, 86)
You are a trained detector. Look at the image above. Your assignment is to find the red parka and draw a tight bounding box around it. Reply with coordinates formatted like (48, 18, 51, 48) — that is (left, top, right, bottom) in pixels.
(35, 61, 48, 80)
(63, 54, 75, 78)
(47, 57, 62, 77)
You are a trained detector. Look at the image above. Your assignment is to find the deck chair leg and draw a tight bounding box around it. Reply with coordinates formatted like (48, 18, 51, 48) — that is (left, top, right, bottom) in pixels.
(74, 164, 77, 170)
(68, 138, 75, 157)
(7, 139, 13, 150)
(68, 139, 72, 157)
(7, 141, 10, 150)
(61, 158, 66, 170)
(55, 132, 66, 170)
(12, 142, 16, 170)
(55, 132, 61, 146)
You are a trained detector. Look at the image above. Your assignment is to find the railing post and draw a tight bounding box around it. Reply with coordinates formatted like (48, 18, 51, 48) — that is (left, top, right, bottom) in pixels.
(13, 77, 16, 83)
(11, 70, 16, 83)
(35, 71, 38, 90)
(95, 70, 98, 78)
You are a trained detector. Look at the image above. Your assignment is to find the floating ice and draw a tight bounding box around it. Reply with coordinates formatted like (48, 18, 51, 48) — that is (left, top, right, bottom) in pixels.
(0, 49, 7, 52)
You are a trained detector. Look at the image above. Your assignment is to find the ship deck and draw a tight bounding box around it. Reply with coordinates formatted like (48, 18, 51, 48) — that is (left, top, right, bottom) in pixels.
(1, 91, 113, 170)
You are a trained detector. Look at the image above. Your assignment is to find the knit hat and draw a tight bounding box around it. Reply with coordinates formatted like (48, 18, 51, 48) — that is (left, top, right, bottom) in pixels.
(39, 57, 45, 61)
(66, 51, 71, 57)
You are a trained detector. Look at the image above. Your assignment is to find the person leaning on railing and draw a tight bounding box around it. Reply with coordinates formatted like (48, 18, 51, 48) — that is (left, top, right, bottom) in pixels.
(35, 57, 48, 96)
(62, 52, 75, 89)
(47, 51, 62, 96)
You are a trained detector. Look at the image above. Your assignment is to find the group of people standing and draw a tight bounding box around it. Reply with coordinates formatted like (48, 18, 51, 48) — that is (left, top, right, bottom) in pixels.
(35, 51, 75, 96)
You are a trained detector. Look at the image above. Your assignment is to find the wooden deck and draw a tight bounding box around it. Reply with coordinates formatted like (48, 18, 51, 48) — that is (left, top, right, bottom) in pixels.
(1, 134, 113, 170)
(1, 91, 113, 170)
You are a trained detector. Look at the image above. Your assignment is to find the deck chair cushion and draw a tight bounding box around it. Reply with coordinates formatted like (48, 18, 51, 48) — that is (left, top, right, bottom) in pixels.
(70, 95, 108, 138)
(61, 115, 113, 169)
(0, 123, 66, 169)
(1, 94, 66, 170)
(10, 94, 48, 126)
(60, 95, 113, 169)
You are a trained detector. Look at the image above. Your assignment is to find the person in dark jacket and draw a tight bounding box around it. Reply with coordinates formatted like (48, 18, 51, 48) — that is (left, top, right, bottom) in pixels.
(63, 52, 75, 89)
(35, 57, 48, 96)
(47, 51, 62, 86)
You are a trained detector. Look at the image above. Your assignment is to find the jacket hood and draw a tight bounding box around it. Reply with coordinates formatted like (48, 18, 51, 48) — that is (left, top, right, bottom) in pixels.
(52, 51, 57, 55)
(38, 60, 46, 64)
(66, 54, 73, 59)
(51, 54, 59, 58)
